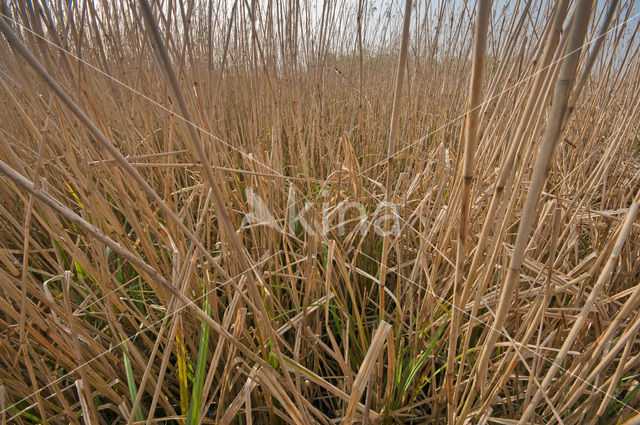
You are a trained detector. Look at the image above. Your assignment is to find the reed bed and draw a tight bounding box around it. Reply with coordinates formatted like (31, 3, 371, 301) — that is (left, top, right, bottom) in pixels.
(1, 0, 640, 424)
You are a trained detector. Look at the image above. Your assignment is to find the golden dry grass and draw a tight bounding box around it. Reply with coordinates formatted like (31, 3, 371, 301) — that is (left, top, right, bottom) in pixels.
(0, 0, 640, 424)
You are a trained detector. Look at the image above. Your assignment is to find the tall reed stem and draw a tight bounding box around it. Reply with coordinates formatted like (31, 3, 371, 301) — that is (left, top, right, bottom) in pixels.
(446, 2, 491, 423)
(475, 0, 594, 397)
(379, 0, 412, 320)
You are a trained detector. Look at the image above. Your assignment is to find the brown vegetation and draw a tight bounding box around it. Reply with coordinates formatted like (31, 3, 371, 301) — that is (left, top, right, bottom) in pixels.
(0, 0, 640, 424)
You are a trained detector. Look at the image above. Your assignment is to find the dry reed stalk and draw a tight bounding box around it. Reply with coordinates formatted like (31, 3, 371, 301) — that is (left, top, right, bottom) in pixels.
(446, 2, 491, 423)
(461, 0, 571, 309)
(474, 0, 595, 395)
(342, 320, 391, 425)
(140, 4, 313, 420)
(379, 0, 412, 321)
